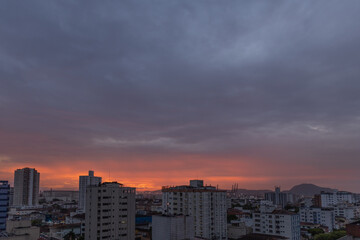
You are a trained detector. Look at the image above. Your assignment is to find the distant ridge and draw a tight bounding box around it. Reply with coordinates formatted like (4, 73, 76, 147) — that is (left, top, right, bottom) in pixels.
(288, 183, 336, 197)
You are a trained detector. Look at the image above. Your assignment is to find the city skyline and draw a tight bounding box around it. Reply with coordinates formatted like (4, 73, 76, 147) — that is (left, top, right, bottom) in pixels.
(2, 1, 360, 192)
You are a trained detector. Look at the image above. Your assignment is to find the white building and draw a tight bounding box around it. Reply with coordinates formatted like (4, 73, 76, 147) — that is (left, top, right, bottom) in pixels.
(152, 215, 194, 240)
(299, 207, 335, 231)
(334, 204, 360, 220)
(162, 180, 227, 240)
(320, 191, 354, 207)
(84, 182, 135, 240)
(253, 210, 301, 240)
(13, 168, 40, 207)
(78, 170, 101, 212)
(259, 200, 276, 213)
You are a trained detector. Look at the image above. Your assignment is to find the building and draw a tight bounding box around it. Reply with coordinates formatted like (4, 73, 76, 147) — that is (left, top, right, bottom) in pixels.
(334, 204, 360, 221)
(265, 187, 292, 208)
(0, 181, 10, 232)
(13, 168, 40, 207)
(319, 191, 354, 207)
(162, 180, 227, 240)
(339, 221, 360, 240)
(0, 219, 39, 240)
(152, 215, 194, 240)
(299, 207, 335, 231)
(84, 182, 135, 240)
(42, 190, 79, 202)
(252, 210, 301, 240)
(48, 223, 81, 239)
(78, 170, 101, 212)
(228, 222, 252, 239)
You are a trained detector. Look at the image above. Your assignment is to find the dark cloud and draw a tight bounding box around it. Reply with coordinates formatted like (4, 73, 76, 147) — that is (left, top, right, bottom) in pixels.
(1, 0, 360, 190)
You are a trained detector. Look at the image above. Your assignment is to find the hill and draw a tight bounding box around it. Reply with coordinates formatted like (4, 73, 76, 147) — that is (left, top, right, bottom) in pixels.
(288, 183, 336, 197)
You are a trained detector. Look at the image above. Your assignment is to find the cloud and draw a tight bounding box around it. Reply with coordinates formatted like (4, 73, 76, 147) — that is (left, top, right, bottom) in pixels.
(92, 137, 207, 152)
(1, 0, 360, 191)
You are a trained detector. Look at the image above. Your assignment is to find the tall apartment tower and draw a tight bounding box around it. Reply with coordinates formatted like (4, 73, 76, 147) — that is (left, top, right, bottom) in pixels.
(13, 168, 40, 207)
(84, 182, 136, 240)
(0, 181, 10, 231)
(78, 170, 101, 212)
(162, 180, 227, 240)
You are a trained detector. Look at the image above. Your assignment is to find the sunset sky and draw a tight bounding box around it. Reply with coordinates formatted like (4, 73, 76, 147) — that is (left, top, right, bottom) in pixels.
(1, 1, 360, 192)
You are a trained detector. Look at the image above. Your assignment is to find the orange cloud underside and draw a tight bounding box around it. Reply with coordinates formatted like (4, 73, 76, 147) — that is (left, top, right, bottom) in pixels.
(1, 154, 354, 192)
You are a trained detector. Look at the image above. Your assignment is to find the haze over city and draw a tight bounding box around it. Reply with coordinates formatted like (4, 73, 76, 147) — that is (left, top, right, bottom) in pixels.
(1, 1, 360, 192)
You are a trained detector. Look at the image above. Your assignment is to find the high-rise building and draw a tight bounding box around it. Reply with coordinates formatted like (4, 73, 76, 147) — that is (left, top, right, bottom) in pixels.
(0, 181, 10, 232)
(162, 180, 227, 240)
(265, 186, 293, 208)
(84, 182, 135, 240)
(253, 210, 301, 240)
(13, 168, 40, 207)
(78, 170, 101, 212)
(152, 215, 194, 240)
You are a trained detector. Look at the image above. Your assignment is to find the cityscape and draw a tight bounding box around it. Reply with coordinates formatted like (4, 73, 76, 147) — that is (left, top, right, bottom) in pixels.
(1, 168, 360, 239)
(2, 0, 360, 240)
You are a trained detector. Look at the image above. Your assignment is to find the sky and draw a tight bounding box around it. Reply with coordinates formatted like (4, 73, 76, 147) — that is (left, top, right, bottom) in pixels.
(1, 1, 360, 192)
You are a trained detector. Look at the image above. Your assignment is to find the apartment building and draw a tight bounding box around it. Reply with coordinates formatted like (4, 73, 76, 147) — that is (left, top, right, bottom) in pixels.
(13, 168, 40, 207)
(84, 182, 135, 240)
(252, 210, 301, 240)
(152, 215, 194, 240)
(162, 180, 227, 240)
(0, 181, 10, 232)
(78, 170, 102, 212)
(299, 207, 335, 231)
(319, 191, 354, 207)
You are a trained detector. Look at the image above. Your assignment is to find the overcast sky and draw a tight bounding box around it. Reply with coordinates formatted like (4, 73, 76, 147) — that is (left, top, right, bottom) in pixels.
(1, 1, 360, 191)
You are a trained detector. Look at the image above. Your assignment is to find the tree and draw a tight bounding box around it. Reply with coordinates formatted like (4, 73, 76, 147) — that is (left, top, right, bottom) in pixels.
(227, 214, 237, 223)
(314, 230, 346, 240)
(64, 231, 76, 240)
(308, 228, 324, 236)
(31, 219, 42, 227)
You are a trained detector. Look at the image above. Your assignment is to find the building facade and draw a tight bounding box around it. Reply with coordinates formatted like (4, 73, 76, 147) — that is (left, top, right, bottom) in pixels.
(152, 215, 194, 240)
(162, 180, 227, 240)
(43, 190, 79, 202)
(78, 170, 101, 212)
(299, 207, 335, 231)
(13, 168, 40, 207)
(0, 181, 10, 232)
(320, 191, 354, 207)
(265, 187, 293, 208)
(334, 205, 360, 220)
(1, 219, 40, 240)
(84, 182, 135, 240)
(253, 210, 301, 240)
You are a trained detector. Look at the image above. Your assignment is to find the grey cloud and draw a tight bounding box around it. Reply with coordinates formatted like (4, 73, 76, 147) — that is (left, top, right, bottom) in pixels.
(1, 0, 360, 188)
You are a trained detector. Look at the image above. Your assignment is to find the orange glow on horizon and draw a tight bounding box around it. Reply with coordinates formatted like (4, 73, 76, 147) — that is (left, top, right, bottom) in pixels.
(1, 155, 356, 192)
